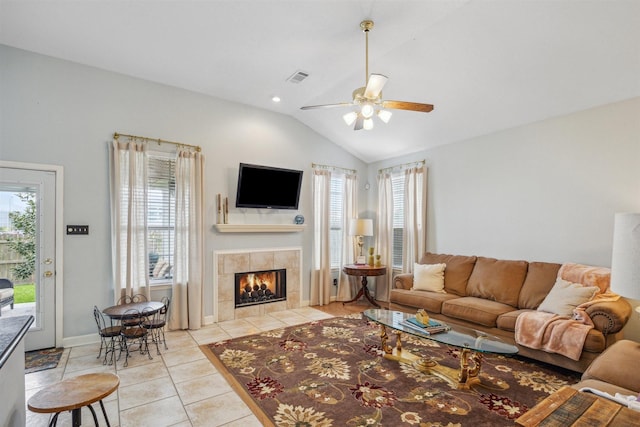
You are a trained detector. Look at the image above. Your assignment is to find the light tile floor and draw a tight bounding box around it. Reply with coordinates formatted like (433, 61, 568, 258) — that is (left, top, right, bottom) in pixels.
(24, 306, 336, 427)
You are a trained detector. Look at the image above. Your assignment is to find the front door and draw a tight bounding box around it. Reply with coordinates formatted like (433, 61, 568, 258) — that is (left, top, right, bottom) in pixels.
(0, 163, 61, 350)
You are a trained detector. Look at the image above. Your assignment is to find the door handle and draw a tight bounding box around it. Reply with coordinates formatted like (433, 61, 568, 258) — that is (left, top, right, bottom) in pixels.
(44, 271, 54, 278)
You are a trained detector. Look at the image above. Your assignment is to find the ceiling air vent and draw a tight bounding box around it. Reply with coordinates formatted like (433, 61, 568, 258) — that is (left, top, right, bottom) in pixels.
(287, 70, 309, 84)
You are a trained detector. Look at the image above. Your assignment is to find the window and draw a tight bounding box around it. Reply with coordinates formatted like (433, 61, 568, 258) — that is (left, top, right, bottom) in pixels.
(391, 174, 404, 269)
(329, 175, 344, 269)
(147, 153, 175, 283)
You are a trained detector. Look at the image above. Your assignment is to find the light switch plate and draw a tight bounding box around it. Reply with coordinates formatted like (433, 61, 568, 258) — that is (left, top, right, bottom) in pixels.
(67, 225, 89, 235)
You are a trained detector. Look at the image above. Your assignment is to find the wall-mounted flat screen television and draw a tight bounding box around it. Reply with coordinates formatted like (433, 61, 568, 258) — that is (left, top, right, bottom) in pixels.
(235, 163, 303, 209)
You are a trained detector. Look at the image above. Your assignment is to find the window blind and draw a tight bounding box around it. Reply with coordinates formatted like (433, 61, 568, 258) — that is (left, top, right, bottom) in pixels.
(329, 175, 344, 268)
(147, 154, 175, 281)
(391, 174, 404, 269)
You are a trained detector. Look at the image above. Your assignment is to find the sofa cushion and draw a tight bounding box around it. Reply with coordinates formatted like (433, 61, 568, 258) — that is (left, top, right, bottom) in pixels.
(442, 297, 515, 327)
(497, 309, 534, 332)
(537, 278, 599, 317)
(518, 262, 562, 309)
(389, 288, 459, 314)
(420, 253, 477, 296)
(466, 257, 528, 307)
(0, 288, 14, 299)
(412, 263, 446, 292)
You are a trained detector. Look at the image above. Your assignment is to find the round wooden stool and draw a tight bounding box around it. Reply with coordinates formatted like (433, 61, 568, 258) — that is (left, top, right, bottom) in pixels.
(28, 372, 119, 427)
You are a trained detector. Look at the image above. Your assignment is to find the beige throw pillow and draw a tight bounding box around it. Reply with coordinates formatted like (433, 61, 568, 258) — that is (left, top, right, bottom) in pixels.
(537, 278, 599, 317)
(412, 263, 446, 293)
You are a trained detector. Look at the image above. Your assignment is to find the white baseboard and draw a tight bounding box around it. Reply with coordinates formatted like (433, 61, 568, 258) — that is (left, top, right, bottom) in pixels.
(62, 304, 316, 347)
(63, 333, 100, 348)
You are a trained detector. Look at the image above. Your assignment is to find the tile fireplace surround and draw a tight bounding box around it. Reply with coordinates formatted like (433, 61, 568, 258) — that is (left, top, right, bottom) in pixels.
(214, 247, 302, 321)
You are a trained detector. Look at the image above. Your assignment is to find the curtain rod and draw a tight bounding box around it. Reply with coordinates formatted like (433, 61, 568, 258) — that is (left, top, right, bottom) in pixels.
(378, 159, 425, 174)
(113, 132, 201, 152)
(312, 163, 357, 175)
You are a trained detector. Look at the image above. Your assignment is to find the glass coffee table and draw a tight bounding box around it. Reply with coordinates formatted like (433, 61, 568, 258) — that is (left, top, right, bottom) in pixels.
(364, 309, 518, 389)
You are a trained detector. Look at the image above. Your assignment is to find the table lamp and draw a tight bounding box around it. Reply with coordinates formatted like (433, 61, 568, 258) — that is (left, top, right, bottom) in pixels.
(350, 218, 373, 264)
(610, 213, 640, 317)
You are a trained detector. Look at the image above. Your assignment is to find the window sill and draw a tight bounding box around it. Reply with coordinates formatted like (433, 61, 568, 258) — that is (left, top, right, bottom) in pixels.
(149, 281, 172, 290)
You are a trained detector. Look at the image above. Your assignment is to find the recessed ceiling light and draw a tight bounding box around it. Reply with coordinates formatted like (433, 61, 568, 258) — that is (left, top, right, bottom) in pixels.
(272, 96, 281, 103)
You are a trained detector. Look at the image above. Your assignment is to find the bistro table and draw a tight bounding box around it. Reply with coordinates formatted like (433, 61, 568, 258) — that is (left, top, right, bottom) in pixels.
(102, 301, 165, 320)
(102, 300, 166, 364)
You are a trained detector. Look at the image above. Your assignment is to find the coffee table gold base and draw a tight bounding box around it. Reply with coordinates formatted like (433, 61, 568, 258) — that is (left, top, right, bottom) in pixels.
(378, 325, 482, 390)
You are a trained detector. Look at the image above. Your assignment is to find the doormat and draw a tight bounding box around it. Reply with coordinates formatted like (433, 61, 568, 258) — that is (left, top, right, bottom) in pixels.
(201, 314, 581, 426)
(25, 347, 64, 374)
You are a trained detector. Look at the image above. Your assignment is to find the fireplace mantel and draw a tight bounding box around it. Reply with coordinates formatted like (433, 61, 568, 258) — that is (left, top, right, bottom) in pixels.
(214, 224, 305, 233)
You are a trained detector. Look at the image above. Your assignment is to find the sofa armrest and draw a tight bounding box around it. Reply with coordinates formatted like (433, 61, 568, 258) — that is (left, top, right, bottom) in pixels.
(393, 273, 413, 290)
(585, 299, 632, 335)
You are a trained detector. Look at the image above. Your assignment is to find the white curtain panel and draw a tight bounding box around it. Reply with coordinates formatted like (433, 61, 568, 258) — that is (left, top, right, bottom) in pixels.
(170, 149, 205, 330)
(109, 140, 151, 302)
(336, 173, 359, 301)
(310, 169, 332, 305)
(402, 166, 427, 273)
(375, 172, 394, 302)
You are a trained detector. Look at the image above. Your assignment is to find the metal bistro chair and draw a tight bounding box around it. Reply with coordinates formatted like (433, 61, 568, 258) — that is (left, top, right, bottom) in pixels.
(119, 308, 151, 367)
(119, 293, 149, 328)
(93, 306, 122, 365)
(131, 293, 148, 303)
(117, 294, 132, 305)
(143, 297, 170, 355)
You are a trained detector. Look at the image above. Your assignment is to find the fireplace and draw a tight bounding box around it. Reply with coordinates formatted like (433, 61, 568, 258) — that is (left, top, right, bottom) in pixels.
(214, 247, 301, 321)
(235, 268, 286, 308)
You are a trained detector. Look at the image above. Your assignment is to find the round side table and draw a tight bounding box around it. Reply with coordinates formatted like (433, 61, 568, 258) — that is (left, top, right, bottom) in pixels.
(342, 264, 387, 308)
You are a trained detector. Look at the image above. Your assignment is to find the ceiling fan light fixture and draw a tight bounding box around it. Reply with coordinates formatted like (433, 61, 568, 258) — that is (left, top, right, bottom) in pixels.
(361, 103, 374, 118)
(343, 111, 358, 126)
(377, 109, 392, 123)
(363, 118, 374, 130)
(299, 19, 434, 130)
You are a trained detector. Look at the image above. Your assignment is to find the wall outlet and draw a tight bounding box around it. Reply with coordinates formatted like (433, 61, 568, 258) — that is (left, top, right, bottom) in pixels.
(333, 278, 338, 286)
(67, 225, 89, 235)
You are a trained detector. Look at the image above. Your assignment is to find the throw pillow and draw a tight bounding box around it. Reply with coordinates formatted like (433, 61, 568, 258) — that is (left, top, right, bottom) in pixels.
(412, 263, 446, 293)
(537, 278, 599, 317)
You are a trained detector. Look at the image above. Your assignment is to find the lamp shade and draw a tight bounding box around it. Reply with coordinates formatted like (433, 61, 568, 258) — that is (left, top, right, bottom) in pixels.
(610, 212, 640, 299)
(349, 218, 373, 237)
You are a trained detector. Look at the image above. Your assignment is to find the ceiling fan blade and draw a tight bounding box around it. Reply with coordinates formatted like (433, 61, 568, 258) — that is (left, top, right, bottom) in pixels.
(354, 115, 364, 131)
(363, 74, 388, 99)
(382, 100, 434, 113)
(300, 102, 352, 110)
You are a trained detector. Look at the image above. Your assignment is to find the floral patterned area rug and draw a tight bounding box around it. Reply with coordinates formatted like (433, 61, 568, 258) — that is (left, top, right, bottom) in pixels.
(201, 314, 580, 427)
(25, 347, 64, 374)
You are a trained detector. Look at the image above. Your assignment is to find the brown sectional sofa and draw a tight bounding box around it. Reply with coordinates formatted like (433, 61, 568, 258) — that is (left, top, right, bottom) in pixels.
(390, 253, 632, 372)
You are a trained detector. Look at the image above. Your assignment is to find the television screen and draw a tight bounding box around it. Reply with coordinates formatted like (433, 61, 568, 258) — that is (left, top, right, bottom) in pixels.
(235, 163, 303, 209)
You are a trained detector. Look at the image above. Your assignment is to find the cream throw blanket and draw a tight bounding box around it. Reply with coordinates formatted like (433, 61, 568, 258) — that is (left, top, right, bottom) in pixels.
(515, 263, 620, 361)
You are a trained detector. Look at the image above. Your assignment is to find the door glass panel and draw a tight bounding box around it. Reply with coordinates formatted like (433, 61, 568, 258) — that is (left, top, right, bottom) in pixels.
(0, 188, 37, 322)
(1, 166, 56, 350)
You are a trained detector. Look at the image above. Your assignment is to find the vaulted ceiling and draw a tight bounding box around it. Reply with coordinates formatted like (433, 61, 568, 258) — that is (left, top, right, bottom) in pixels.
(1, 0, 639, 163)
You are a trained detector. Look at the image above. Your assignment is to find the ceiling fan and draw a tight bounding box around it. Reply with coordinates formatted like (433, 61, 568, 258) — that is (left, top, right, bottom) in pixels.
(301, 20, 434, 131)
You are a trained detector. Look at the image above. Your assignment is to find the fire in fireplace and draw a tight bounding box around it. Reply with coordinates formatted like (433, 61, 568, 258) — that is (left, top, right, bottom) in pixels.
(235, 268, 286, 308)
